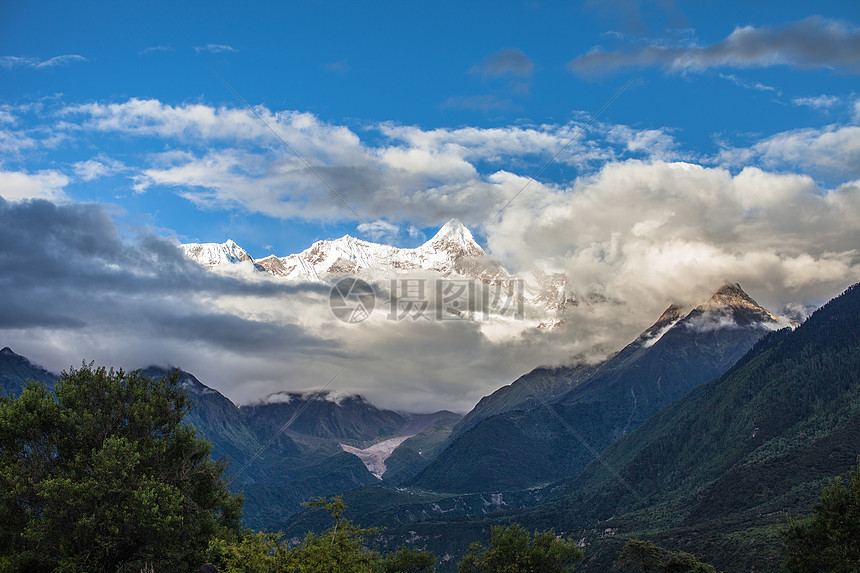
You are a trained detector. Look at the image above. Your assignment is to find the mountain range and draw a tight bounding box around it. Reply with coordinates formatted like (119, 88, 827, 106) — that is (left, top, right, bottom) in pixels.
(279, 281, 857, 572)
(4, 279, 857, 572)
(181, 219, 499, 283)
(1, 354, 461, 529)
(406, 283, 786, 494)
(180, 219, 576, 322)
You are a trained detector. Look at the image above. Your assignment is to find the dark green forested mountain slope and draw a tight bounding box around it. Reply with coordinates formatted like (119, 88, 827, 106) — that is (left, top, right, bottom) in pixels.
(525, 281, 860, 572)
(410, 284, 782, 494)
(320, 282, 858, 572)
(81, 367, 381, 529)
(379, 411, 463, 485)
(0, 347, 58, 395)
(0, 357, 462, 531)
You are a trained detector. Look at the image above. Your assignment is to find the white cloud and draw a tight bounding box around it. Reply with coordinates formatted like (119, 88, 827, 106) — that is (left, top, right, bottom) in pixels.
(0, 54, 87, 69)
(73, 157, 125, 181)
(138, 46, 173, 55)
(719, 73, 781, 95)
(357, 220, 401, 243)
(62, 98, 678, 225)
(486, 160, 859, 320)
(731, 125, 860, 179)
(791, 95, 841, 109)
(0, 169, 69, 202)
(3, 94, 860, 411)
(193, 44, 237, 54)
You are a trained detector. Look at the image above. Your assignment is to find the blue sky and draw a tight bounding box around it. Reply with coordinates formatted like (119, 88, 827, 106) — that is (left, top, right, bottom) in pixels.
(3, 0, 858, 255)
(1, 1, 859, 409)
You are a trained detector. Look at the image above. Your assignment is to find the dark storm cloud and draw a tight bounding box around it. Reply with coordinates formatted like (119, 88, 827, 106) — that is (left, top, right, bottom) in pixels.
(0, 197, 330, 352)
(569, 17, 860, 76)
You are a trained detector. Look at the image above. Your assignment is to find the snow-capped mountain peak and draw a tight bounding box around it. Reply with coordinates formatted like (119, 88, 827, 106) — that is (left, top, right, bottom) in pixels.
(687, 282, 781, 330)
(180, 239, 253, 267)
(181, 220, 492, 282)
(427, 218, 481, 248)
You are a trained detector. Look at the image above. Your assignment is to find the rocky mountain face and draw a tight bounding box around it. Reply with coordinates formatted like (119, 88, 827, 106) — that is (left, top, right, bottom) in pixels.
(407, 283, 786, 494)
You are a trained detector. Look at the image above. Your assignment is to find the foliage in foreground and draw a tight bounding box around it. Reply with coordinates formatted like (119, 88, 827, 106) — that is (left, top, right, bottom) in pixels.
(780, 456, 860, 573)
(457, 522, 584, 573)
(617, 539, 718, 573)
(208, 497, 436, 573)
(0, 364, 242, 572)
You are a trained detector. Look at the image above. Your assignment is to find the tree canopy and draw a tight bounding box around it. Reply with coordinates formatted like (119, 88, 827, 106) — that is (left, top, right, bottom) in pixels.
(781, 456, 860, 572)
(457, 523, 583, 573)
(208, 496, 436, 573)
(0, 364, 242, 572)
(617, 539, 718, 573)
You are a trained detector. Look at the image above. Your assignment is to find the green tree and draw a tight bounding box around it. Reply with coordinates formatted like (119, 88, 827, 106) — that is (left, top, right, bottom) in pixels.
(0, 364, 242, 572)
(457, 523, 583, 573)
(781, 457, 860, 572)
(378, 548, 437, 573)
(207, 530, 289, 573)
(660, 551, 717, 573)
(285, 497, 381, 573)
(208, 496, 436, 573)
(618, 539, 663, 572)
(616, 540, 717, 573)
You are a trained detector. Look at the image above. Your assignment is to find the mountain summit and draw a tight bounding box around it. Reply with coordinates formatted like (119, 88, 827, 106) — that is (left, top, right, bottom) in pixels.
(179, 239, 253, 267)
(427, 219, 484, 257)
(180, 219, 492, 283)
(689, 282, 781, 329)
(410, 282, 785, 493)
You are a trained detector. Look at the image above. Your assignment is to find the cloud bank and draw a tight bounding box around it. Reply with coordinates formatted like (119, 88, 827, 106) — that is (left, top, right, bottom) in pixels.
(1, 96, 858, 412)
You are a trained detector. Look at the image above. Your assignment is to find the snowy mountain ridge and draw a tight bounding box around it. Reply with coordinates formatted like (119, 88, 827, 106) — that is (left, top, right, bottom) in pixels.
(180, 219, 502, 284)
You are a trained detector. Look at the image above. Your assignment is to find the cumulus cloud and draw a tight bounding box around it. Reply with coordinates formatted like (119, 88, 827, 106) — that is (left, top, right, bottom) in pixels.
(718, 124, 860, 180)
(569, 17, 860, 75)
(0, 169, 69, 201)
(73, 157, 125, 181)
(0, 198, 352, 398)
(4, 96, 859, 412)
(0, 54, 87, 69)
(486, 160, 859, 319)
(60, 98, 676, 225)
